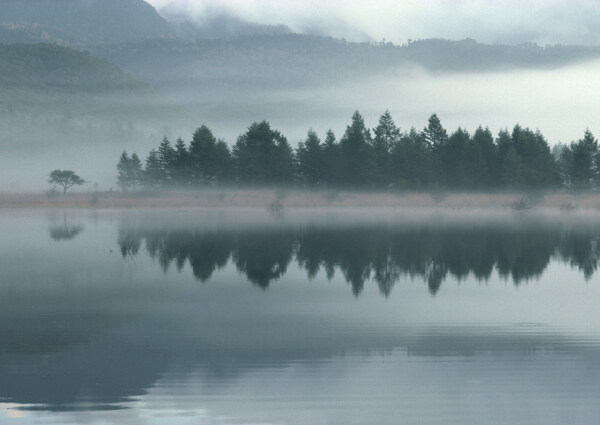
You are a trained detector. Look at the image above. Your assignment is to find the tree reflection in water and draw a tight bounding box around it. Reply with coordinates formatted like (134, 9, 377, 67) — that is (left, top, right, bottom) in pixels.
(118, 219, 600, 296)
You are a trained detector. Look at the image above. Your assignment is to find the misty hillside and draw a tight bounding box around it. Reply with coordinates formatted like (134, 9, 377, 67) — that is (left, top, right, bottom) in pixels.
(94, 35, 600, 92)
(0, 44, 146, 93)
(2, 0, 600, 92)
(0, 23, 82, 47)
(161, 8, 292, 40)
(0, 0, 172, 44)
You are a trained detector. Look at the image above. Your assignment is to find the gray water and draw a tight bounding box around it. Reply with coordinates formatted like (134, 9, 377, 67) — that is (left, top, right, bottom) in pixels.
(2, 208, 600, 425)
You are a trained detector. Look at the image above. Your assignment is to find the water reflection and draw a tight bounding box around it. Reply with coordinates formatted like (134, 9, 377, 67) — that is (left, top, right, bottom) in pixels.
(118, 218, 600, 295)
(49, 215, 84, 241)
(2, 210, 600, 424)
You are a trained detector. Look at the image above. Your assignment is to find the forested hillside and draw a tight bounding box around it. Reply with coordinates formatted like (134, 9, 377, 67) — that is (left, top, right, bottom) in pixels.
(95, 36, 600, 91)
(0, 43, 146, 93)
(0, 0, 172, 44)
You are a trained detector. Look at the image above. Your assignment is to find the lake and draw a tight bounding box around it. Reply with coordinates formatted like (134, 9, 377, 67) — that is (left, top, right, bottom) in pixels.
(1, 208, 600, 424)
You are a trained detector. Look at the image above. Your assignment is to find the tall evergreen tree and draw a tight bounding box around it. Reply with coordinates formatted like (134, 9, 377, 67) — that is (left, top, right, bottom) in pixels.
(129, 153, 143, 189)
(233, 121, 295, 185)
(511, 125, 558, 187)
(340, 111, 374, 187)
(157, 137, 176, 185)
(117, 151, 143, 191)
(117, 151, 131, 191)
(462, 136, 488, 188)
(390, 128, 434, 189)
(423, 113, 448, 153)
(496, 129, 520, 188)
(213, 139, 232, 184)
(321, 129, 340, 187)
(172, 138, 190, 186)
(553, 143, 572, 188)
(570, 129, 598, 189)
(144, 149, 163, 187)
(297, 129, 324, 187)
(472, 126, 496, 186)
(190, 126, 217, 184)
(372, 110, 400, 186)
(441, 128, 470, 188)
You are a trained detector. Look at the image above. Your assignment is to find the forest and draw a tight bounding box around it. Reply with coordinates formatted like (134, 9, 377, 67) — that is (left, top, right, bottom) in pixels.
(116, 110, 598, 191)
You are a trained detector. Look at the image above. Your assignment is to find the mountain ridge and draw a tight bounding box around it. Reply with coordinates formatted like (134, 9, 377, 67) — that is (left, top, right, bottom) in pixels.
(0, 0, 173, 44)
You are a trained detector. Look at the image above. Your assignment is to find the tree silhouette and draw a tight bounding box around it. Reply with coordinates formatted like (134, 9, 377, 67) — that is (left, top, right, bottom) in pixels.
(48, 170, 84, 194)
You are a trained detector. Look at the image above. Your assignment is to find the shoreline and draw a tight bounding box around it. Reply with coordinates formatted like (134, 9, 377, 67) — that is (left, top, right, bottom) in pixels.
(1, 188, 600, 210)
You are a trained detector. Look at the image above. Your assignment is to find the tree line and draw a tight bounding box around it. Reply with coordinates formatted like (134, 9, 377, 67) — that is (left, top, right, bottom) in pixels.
(116, 110, 600, 191)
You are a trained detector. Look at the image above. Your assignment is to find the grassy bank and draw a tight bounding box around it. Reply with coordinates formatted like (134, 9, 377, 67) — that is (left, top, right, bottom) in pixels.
(1, 188, 600, 210)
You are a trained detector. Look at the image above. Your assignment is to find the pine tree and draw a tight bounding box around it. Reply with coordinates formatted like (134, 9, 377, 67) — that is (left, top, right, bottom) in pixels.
(144, 149, 163, 187)
(472, 126, 496, 187)
(190, 125, 218, 184)
(462, 137, 488, 188)
(340, 111, 374, 187)
(129, 153, 142, 189)
(297, 129, 323, 187)
(321, 129, 340, 187)
(233, 121, 294, 185)
(495, 129, 519, 188)
(570, 129, 598, 189)
(172, 138, 190, 186)
(372, 110, 400, 186)
(390, 128, 434, 189)
(117, 151, 143, 191)
(117, 151, 131, 191)
(423, 113, 448, 153)
(157, 137, 176, 185)
(441, 127, 470, 188)
(213, 140, 232, 184)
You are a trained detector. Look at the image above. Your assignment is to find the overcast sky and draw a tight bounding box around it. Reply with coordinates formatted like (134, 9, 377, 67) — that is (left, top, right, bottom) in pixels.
(146, 0, 600, 45)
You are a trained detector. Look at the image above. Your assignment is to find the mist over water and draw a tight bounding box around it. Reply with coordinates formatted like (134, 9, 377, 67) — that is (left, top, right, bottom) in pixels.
(1, 209, 600, 424)
(3, 1, 600, 423)
(4, 58, 600, 191)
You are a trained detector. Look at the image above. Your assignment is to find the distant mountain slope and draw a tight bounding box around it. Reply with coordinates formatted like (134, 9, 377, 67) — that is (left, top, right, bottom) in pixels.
(0, 43, 146, 93)
(0, 0, 172, 44)
(160, 8, 292, 40)
(94, 35, 600, 93)
(0, 23, 82, 46)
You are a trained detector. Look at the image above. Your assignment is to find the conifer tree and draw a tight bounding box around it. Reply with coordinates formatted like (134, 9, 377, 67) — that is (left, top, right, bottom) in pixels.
(117, 151, 143, 191)
(190, 125, 218, 184)
(340, 111, 374, 187)
(570, 129, 598, 189)
(297, 129, 324, 187)
(423, 113, 448, 153)
(117, 151, 131, 191)
(157, 137, 176, 185)
(390, 128, 434, 188)
(172, 138, 190, 186)
(472, 126, 496, 186)
(144, 149, 163, 187)
(372, 110, 400, 186)
(233, 121, 294, 185)
(321, 129, 340, 187)
(129, 153, 143, 189)
(441, 127, 470, 188)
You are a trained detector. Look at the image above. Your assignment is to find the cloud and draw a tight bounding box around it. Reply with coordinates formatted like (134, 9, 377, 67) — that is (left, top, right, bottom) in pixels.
(147, 0, 600, 45)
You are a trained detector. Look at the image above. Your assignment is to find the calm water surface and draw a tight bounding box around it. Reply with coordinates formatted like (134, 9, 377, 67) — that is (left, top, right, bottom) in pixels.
(1, 208, 600, 425)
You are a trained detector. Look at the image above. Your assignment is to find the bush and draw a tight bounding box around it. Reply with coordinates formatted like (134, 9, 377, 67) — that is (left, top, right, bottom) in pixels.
(44, 187, 60, 198)
(510, 197, 531, 211)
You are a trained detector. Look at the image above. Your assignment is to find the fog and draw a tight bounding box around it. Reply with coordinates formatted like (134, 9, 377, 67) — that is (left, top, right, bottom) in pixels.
(2, 210, 600, 422)
(149, 0, 600, 45)
(3, 55, 600, 192)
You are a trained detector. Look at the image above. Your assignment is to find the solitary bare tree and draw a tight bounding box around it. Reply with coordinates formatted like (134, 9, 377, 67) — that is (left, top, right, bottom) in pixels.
(48, 170, 85, 194)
